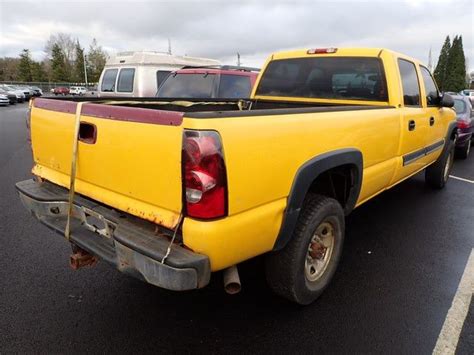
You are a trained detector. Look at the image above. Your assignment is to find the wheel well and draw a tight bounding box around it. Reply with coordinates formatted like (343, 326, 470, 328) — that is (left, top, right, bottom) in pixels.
(450, 127, 457, 141)
(307, 164, 357, 210)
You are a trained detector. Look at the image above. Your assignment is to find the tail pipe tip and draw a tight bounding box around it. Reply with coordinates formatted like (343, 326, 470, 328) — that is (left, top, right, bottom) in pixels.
(223, 265, 241, 295)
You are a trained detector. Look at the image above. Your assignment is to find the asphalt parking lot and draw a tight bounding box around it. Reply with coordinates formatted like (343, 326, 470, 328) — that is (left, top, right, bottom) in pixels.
(0, 103, 472, 354)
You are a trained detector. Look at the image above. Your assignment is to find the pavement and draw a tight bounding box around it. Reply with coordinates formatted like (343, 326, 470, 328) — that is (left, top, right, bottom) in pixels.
(0, 103, 472, 354)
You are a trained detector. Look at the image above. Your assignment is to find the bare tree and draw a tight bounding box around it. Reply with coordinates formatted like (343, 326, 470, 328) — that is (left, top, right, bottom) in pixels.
(44, 33, 76, 62)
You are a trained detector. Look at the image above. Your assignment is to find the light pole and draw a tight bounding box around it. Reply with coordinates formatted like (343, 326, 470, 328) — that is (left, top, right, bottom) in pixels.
(83, 52, 88, 88)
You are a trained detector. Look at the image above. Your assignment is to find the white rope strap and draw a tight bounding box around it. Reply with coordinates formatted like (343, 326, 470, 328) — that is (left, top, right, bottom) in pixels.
(65, 102, 86, 240)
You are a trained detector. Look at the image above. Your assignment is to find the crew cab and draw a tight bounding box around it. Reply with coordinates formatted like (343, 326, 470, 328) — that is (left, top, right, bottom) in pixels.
(17, 48, 456, 305)
(157, 66, 259, 99)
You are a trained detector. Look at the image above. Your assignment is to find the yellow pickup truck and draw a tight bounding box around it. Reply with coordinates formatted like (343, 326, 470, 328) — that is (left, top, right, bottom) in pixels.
(17, 48, 456, 305)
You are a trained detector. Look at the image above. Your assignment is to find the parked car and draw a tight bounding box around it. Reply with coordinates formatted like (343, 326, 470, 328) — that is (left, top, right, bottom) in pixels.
(0, 94, 10, 106)
(70, 86, 87, 96)
(53, 87, 70, 95)
(452, 94, 473, 158)
(157, 66, 259, 99)
(30, 86, 43, 97)
(17, 47, 456, 305)
(0, 88, 17, 104)
(1, 85, 25, 103)
(17, 85, 35, 100)
(98, 51, 220, 98)
(460, 89, 474, 105)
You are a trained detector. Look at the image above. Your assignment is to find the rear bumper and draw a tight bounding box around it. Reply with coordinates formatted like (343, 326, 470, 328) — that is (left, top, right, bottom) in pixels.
(15, 179, 211, 291)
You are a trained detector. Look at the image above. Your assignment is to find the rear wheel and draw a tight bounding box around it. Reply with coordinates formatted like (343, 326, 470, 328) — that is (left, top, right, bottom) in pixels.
(265, 194, 344, 305)
(456, 140, 471, 159)
(425, 140, 455, 189)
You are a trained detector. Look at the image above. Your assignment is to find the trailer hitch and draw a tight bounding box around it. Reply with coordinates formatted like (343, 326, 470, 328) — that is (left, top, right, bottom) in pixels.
(69, 245, 98, 270)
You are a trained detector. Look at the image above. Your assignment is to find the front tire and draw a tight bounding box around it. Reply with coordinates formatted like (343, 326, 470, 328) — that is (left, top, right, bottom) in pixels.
(265, 194, 345, 305)
(425, 140, 455, 189)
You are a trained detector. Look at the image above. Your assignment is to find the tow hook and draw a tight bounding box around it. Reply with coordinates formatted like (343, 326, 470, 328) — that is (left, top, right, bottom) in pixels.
(69, 246, 98, 270)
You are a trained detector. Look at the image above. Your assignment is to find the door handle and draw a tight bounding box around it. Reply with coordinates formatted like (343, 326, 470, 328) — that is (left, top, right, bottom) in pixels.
(408, 120, 416, 131)
(429, 117, 435, 126)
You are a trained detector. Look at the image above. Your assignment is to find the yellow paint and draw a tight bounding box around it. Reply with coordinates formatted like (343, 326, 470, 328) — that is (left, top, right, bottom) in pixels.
(31, 107, 182, 229)
(31, 47, 455, 271)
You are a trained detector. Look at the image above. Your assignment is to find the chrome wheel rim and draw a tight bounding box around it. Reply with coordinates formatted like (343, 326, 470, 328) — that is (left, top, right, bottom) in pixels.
(305, 221, 335, 282)
(443, 149, 454, 182)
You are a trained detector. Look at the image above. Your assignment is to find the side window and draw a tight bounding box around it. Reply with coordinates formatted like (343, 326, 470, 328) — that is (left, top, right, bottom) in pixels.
(117, 68, 135, 93)
(156, 70, 171, 89)
(101, 69, 118, 92)
(420, 66, 440, 106)
(398, 59, 421, 106)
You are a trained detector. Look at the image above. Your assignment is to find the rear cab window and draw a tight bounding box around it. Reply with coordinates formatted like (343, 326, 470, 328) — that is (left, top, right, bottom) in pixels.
(157, 73, 217, 98)
(117, 68, 135, 92)
(255, 57, 388, 102)
(397, 59, 421, 106)
(101, 69, 118, 92)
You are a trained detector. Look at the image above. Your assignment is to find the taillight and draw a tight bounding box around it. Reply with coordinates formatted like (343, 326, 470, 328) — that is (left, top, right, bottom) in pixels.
(182, 130, 227, 219)
(307, 48, 338, 54)
(457, 120, 470, 129)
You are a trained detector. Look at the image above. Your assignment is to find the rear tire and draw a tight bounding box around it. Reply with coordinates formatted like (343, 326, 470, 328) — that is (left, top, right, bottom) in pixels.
(425, 140, 455, 189)
(455, 140, 471, 159)
(265, 194, 344, 305)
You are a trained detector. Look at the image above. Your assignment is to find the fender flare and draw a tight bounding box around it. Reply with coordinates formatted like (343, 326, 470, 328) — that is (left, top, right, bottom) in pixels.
(446, 120, 458, 143)
(273, 148, 363, 251)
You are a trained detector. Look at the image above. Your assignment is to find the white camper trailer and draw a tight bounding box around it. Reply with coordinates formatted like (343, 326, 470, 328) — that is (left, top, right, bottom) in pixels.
(97, 51, 220, 97)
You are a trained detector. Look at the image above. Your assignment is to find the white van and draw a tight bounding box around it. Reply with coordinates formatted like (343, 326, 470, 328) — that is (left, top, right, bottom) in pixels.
(97, 51, 220, 97)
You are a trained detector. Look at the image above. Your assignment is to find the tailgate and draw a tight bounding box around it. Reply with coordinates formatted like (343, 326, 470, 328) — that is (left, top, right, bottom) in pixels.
(30, 98, 184, 229)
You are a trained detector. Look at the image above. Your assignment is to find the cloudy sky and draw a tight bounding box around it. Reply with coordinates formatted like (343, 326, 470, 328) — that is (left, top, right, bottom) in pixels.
(0, 0, 473, 71)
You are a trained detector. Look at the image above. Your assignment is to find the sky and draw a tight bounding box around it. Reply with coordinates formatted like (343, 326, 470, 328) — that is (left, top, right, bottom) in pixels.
(0, 0, 473, 72)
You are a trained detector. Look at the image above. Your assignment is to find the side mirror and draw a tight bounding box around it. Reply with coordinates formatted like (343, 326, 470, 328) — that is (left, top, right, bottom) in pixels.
(440, 93, 454, 108)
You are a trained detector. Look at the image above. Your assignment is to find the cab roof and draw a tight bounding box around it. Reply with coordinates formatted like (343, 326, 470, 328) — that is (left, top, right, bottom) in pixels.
(270, 47, 424, 66)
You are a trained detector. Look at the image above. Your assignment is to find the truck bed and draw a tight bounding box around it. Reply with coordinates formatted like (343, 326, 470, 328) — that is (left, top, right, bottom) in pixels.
(41, 96, 391, 115)
(29, 96, 394, 232)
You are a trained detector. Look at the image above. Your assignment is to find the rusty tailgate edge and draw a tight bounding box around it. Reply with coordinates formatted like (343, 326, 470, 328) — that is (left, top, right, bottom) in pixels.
(33, 98, 184, 126)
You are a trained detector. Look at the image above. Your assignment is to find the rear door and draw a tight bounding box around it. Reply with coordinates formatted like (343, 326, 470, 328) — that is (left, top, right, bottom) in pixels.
(395, 58, 432, 178)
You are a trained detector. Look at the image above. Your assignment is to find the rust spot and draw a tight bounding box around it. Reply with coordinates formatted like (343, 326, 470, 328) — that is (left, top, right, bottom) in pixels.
(69, 247, 98, 270)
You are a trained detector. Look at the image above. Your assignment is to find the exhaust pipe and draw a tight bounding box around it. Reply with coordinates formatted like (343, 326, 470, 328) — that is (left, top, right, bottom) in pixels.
(223, 265, 241, 294)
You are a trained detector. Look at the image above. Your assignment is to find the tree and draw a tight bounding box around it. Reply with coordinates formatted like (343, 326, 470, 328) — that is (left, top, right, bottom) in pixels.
(45, 33, 75, 81)
(31, 62, 47, 82)
(18, 49, 33, 81)
(87, 38, 108, 82)
(73, 40, 86, 83)
(434, 36, 450, 91)
(0, 57, 20, 81)
(50, 43, 68, 81)
(444, 36, 467, 92)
